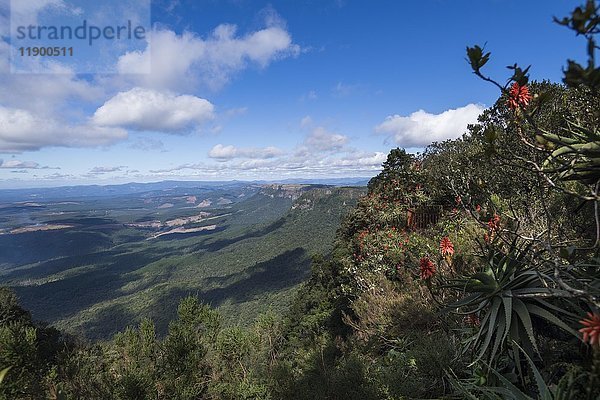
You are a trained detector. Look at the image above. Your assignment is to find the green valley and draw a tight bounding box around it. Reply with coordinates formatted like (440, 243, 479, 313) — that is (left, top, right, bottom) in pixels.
(0, 182, 364, 340)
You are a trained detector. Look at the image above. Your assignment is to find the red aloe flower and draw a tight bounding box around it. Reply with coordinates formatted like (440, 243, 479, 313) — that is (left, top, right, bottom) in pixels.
(464, 313, 481, 327)
(579, 312, 600, 347)
(507, 82, 532, 110)
(440, 237, 455, 256)
(419, 257, 436, 280)
(488, 214, 501, 232)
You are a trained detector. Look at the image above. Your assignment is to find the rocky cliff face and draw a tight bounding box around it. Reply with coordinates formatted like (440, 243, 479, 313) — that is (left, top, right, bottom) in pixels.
(258, 184, 316, 201)
(290, 187, 366, 212)
(258, 184, 366, 210)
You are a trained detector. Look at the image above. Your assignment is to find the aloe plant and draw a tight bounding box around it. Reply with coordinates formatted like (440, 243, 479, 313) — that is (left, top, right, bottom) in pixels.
(443, 240, 578, 368)
(448, 343, 595, 400)
(539, 119, 600, 185)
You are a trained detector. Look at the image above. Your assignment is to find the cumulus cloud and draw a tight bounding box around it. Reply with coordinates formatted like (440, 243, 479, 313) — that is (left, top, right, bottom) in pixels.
(297, 117, 349, 153)
(0, 8, 301, 156)
(0, 106, 127, 152)
(208, 144, 284, 161)
(88, 166, 127, 174)
(117, 16, 300, 91)
(302, 126, 348, 152)
(149, 147, 386, 178)
(0, 159, 50, 169)
(332, 151, 387, 167)
(150, 117, 385, 177)
(0, 44, 104, 113)
(10, 0, 71, 17)
(306, 127, 348, 151)
(42, 172, 75, 180)
(9, 0, 78, 31)
(93, 88, 214, 132)
(375, 104, 484, 147)
(165, 120, 385, 178)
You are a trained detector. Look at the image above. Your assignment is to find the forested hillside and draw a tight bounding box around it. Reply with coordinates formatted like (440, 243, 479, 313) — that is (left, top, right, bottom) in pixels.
(0, 184, 363, 340)
(1, 2, 600, 399)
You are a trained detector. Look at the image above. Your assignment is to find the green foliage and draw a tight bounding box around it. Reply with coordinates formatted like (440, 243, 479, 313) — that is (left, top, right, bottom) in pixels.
(445, 2, 600, 398)
(0, 288, 66, 400)
(443, 240, 579, 369)
(555, 0, 600, 91)
(449, 344, 600, 400)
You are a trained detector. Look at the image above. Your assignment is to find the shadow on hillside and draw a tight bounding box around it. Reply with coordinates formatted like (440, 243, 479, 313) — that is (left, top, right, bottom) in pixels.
(12, 245, 186, 325)
(4, 240, 184, 281)
(201, 247, 310, 306)
(50, 247, 311, 340)
(0, 229, 113, 266)
(191, 217, 287, 253)
(151, 248, 310, 335)
(77, 303, 135, 341)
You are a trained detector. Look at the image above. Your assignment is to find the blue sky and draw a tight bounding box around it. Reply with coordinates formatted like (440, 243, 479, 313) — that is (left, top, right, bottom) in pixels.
(0, 0, 584, 188)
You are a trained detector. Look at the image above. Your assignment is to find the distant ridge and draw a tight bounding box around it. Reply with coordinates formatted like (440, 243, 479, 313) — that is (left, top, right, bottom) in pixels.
(0, 178, 370, 202)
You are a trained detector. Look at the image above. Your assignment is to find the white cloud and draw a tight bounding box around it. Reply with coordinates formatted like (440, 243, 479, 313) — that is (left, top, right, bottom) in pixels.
(208, 144, 284, 161)
(208, 144, 237, 160)
(176, 122, 383, 178)
(0, 106, 127, 152)
(150, 117, 384, 178)
(375, 103, 484, 147)
(0, 159, 43, 169)
(148, 147, 385, 178)
(117, 17, 300, 91)
(89, 166, 127, 174)
(297, 117, 349, 153)
(1, 66, 104, 114)
(93, 87, 214, 132)
(333, 151, 387, 167)
(9, 0, 76, 30)
(10, 0, 68, 15)
(0, 8, 300, 157)
(303, 126, 348, 152)
(0, 36, 103, 111)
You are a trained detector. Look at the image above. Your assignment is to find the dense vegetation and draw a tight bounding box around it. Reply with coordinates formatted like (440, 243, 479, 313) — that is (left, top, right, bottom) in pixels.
(2, 2, 600, 398)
